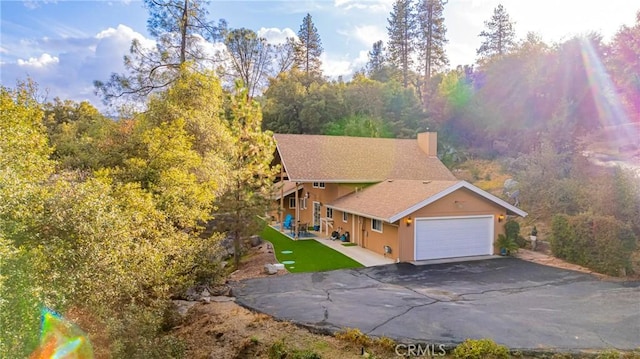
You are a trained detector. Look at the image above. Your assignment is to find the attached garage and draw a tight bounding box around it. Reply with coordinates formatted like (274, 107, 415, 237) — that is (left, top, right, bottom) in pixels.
(415, 216, 494, 261)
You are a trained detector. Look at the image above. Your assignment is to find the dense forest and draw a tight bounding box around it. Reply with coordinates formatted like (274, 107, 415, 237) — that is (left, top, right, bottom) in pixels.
(2, 0, 639, 357)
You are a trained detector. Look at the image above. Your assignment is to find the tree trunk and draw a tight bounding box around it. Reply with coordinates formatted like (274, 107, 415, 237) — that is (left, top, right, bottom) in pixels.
(180, 0, 188, 64)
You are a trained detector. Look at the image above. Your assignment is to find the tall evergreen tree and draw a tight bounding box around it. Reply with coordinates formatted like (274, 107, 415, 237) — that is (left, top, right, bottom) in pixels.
(416, 0, 448, 81)
(387, 0, 417, 88)
(294, 13, 324, 78)
(477, 4, 516, 60)
(366, 40, 387, 78)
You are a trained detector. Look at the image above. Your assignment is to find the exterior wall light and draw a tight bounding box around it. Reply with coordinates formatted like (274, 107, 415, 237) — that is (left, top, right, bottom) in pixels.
(406, 217, 412, 226)
(498, 214, 505, 222)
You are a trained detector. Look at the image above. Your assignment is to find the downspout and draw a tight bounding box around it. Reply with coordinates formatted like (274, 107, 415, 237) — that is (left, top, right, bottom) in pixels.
(279, 166, 284, 232)
(294, 182, 299, 240)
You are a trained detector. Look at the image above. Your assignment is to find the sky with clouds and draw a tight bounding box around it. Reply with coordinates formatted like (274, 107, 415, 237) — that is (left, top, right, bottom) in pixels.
(1, 0, 638, 111)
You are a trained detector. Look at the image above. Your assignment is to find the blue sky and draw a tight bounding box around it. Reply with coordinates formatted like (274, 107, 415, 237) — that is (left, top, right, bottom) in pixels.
(1, 0, 638, 111)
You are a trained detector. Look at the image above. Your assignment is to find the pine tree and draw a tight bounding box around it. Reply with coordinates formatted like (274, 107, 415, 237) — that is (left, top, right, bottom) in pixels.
(294, 13, 324, 79)
(95, 0, 227, 104)
(416, 0, 448, 81)
(387, 0, 417, 88)
(366, 40, 386, 76)
(477, 4, 516, 60)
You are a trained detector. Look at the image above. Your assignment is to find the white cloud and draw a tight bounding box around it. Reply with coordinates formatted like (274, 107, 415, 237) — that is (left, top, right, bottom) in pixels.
(257, 27, 298, 45)
(333, 0, 393, 13)
(17, 53, 59, 67)
(1, 24, 152, 111)
(352, 25, 387, 47)
(321, 50, 369, 79)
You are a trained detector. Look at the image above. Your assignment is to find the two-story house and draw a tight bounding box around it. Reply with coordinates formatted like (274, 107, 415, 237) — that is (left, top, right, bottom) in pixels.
(272, 132, 527, 262)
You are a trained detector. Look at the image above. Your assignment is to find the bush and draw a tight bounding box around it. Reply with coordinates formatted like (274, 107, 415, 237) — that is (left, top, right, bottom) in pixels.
(496, 234, 518, 255)
(505, 220, 525, 248)
(268, 339, 321, 359)
(551, 214, 637, 276)
(335, 327, 372, 346)
(453, 338, 509, 359)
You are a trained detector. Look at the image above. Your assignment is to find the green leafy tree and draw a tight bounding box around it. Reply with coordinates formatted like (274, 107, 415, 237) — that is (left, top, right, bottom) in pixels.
(343, 74, 386, 118)
(294, 13, 324, 79)
(216, 86, 278, 268)
(323, 114, 393, 138)
(117, 66, 231, 229)
(0, 82, 53, 357)
(477, 4, 516, 60)
(1, 78, 226, 358)
(387, 0, 417, 88)
(43, 98, 122, 170)
(95, 0, 226, 103)
(262, 69, 308, 133)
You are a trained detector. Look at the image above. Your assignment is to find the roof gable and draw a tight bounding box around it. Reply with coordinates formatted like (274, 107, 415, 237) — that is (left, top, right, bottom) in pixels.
(327, 179, 527, 222)
(274, 134, 456, 182)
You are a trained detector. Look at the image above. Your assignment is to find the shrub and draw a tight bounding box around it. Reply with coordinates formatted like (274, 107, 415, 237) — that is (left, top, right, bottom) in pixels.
(551, 214, 637, 276)
(268, 339, 321, 359)
(496, 234, 518, 255)
(268, 339, 287, 359)
(335, 328, 372, 347)
(453, 338, 509, 359)
(505, 220, 525, 247)
(596, 349, 621, 359)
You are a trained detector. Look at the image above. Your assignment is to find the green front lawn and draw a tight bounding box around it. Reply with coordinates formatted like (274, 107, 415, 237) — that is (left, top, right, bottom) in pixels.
(260, 225, 363, 273)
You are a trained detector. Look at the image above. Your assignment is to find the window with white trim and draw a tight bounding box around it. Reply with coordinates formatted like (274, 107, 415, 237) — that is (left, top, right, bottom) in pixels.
(289, 197, 296, 208)
(300, 198, 307, 210)
(313, 182, 325, 189)
(372, 219, 383, 233)
(326, 208, 333, 219)
(342, 212, 348, 223)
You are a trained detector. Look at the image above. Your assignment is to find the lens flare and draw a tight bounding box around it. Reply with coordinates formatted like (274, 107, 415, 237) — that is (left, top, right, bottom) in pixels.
(29, 308, 94, 359)
(579, 38, 632, 132)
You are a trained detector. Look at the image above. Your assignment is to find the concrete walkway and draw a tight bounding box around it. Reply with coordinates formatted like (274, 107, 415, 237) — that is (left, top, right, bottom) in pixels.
(315, 237, 395, 267)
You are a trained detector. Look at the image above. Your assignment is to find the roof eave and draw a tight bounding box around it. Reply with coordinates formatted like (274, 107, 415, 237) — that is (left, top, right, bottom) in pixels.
(324, 204, 390, 223)
(388, 181, 527, 222)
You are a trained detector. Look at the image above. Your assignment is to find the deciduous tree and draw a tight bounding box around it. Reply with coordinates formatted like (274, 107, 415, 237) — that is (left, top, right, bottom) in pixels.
(224, 28, 273, 99)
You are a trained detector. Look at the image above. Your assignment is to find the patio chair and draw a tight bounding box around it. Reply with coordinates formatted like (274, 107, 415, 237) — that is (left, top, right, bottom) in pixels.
(283, 214, 293, 229)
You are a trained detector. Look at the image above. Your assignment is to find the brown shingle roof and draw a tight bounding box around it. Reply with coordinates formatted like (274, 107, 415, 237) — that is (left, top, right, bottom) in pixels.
(328, 179, 528, 222)
(327, 180, 460, 221)
(274, 134, 456, 182)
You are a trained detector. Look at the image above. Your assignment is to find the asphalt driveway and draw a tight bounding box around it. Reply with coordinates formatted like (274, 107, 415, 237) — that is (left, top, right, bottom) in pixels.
(232, 258, 640, 351)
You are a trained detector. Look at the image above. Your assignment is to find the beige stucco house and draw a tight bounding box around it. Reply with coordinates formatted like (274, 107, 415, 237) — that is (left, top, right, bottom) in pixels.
(272, 132, 527, 262)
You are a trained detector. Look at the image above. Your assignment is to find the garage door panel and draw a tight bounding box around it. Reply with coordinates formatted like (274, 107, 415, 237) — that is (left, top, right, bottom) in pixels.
(415, 216, 493, 260)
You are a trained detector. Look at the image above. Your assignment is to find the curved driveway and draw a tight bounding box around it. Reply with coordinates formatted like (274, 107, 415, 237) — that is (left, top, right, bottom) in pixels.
(232, 258, 640, 351)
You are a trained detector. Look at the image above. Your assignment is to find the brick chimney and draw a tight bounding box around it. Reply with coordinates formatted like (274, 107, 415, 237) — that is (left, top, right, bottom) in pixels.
(417, 132, 438, 157)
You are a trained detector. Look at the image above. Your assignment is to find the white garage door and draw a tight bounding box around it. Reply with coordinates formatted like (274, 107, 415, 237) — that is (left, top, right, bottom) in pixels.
(415, 216, 493, 260)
